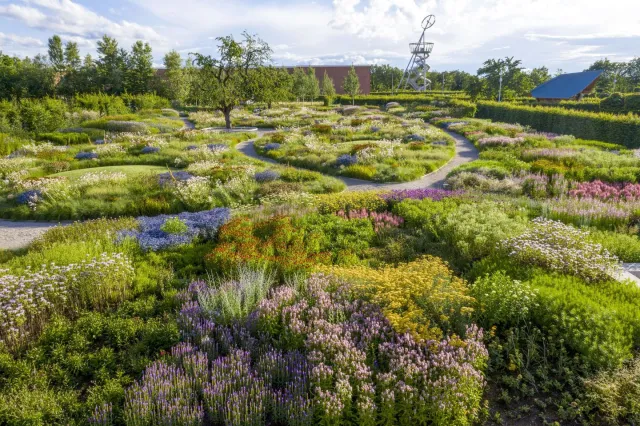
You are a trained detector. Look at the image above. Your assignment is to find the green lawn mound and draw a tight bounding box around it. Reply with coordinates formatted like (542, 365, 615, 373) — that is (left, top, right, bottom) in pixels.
(51, 165, 175, 179)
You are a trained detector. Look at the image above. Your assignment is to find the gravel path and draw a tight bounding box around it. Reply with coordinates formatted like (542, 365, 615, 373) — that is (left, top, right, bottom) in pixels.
(0, 220, 71, 250)
(236, 129, 479, 191)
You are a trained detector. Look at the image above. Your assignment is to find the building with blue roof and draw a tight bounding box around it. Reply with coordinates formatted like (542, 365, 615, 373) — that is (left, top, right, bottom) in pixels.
(531, 70, 604, 101)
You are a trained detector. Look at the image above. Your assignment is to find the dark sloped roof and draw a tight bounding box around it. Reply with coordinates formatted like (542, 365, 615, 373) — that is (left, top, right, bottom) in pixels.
(531, 70, 603, 100)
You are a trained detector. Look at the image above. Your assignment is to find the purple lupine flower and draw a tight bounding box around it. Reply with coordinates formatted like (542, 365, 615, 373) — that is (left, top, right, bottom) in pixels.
(254, 170, 280, 183)
(335, 154, 358, 167)
(140, 146, 160, 154)
(117, 209, 230, 251)
(75, 151, 98, 160)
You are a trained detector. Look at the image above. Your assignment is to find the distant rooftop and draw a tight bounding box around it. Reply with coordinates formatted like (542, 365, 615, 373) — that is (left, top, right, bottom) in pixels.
(531, 70, 604, 100)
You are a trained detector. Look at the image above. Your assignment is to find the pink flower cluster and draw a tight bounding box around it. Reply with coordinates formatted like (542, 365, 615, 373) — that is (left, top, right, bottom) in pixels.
(569, 180, 640, 202)
(336, 208, 404, 232)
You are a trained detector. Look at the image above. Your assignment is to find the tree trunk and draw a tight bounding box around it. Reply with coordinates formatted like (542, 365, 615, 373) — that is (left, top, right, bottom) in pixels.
(224, 108, 232, 130)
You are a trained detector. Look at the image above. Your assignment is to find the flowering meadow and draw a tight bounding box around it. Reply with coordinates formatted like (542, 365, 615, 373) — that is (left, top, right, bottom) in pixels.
(1, 102, 640, 425)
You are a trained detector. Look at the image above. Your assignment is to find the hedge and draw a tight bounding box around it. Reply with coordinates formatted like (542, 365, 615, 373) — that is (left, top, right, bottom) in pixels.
(36, 132, 92, 145)
(512, 93, 640, 115)
(476, 101, 640, 148)
(333, 94, 473, 109)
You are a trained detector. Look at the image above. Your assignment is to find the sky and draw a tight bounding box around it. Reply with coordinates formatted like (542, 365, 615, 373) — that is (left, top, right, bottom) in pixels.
(0, 0, 639, 73)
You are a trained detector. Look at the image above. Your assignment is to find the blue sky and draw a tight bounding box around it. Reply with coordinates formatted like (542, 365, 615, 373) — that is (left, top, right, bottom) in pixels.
(0, 0, 638, 73)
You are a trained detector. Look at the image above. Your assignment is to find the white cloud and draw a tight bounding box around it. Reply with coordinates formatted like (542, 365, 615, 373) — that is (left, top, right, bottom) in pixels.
(0, 31, 42, 46)
(0, 0, 164, 43)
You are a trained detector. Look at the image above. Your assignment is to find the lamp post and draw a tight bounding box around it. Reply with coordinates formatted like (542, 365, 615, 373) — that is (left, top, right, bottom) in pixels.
(498, 67, 504, 102)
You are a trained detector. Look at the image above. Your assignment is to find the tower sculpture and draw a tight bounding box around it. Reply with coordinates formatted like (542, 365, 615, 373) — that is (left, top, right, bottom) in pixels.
(398, 14, 435, 92)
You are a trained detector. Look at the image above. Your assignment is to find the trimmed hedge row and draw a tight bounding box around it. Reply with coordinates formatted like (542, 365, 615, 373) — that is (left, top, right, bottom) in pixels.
(476, 101, 640, 148)
(334, 94, 467, 106)
(512, 94, 640, 115)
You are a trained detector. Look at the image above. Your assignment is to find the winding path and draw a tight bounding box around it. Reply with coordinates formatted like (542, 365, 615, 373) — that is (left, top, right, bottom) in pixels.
(237, 129, 479, 191)
(0, 125, 478, 250)
(0, 117, 198, 250)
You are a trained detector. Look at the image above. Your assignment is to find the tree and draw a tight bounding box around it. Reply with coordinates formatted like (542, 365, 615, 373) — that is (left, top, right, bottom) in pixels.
(342, 65, 360, 105)
(161, 50, 189, 104)
(64, 42, 81, 70)
(586, 58, 631, 94)
(321, 70, 336, 105)
(191, 32, 272, 129)
(126, 41, 154, 94)
(305, 67, 320, 102)
(627, 58, 640, 88)
(97, 35, 127, 94)
(465, 75, 486, 101)
(477, 57, 525, 99)
(529, 66, 551, 88)
(249, 66, 292, 108)
(47, 35, 64, 72)
(370, 64, 403, 92)
(291, 67, 308, 102)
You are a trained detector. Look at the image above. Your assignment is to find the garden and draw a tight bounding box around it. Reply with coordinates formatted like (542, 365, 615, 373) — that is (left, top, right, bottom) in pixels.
(2, 31, 640, 426)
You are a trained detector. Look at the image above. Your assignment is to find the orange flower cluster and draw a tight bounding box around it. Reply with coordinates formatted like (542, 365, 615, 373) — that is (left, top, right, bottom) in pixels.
(206, 216, 331, 277)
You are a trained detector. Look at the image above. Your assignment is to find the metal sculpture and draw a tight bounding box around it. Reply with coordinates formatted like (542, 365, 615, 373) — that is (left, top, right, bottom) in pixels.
(398, 14, 435, 92)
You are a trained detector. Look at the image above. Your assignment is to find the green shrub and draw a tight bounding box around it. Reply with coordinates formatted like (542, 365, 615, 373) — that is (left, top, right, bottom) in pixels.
(74, 94, 129, 116)
(530, 274, 635, 370)
(440, 201, 526, 261)
(585, 357, 640, 425)
(313, 191, 387, 214)
(36, 132, 91, 145)
(471, 271, 538, 329)
(160, 217, 188, 234)
(197, 266, 274, 325)
(476, 101, 640, 148)
(601, 93, 626, 114)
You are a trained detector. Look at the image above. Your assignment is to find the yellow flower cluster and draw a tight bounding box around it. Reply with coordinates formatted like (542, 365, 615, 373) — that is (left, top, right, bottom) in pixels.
(313, 190, 388, 214)
(322, 256, 475, 341)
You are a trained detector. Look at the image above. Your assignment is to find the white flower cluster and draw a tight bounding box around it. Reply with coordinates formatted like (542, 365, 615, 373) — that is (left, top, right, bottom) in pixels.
(76, 172, 127, 188)
(187, 160, 222, 176)
(172, 177, 213, 210)
(0, 252, 134, 345)
(502, 217, 621, 282)
(95, 143, 126, 157)
(20, 142, 68, 156)
(0, 158, 36, 175)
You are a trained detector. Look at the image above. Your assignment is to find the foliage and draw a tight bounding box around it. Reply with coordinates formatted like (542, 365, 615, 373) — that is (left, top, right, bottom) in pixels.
(206, 216, 330, 278)
(476, 101, 640, 148)
(470, 271, 538, 329)
(503, 218, 621, 282)
(585, 357, 640, 425)
(342, 65, 361, 104)
(314, 191, 388, 214)
(190, 32, 273, 129)
(197, 266, 275, 325)
(325, 256, 475, 341)
(440, 201, 526, 261)
(122, 273, 488, 426)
